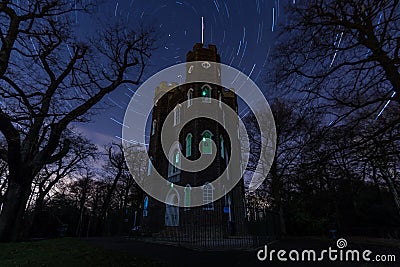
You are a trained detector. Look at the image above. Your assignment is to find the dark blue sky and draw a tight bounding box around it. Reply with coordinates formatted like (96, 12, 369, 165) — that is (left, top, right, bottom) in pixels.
(77, 0, 289, 146)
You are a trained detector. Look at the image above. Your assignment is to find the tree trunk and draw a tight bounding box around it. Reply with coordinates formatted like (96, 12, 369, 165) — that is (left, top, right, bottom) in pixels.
(270, 159, 287, 236)
(97, 169, 122, 235)
(76, 178, 89, 237)
(0, 176, 32, 241)
(28, 193, 45, 237)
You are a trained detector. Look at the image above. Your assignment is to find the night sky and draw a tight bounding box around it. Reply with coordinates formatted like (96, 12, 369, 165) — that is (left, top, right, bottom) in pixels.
(77, 0, 288, 146)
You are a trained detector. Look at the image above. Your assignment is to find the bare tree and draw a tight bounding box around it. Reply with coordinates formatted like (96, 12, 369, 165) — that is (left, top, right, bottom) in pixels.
(29, 134, 96, 235)
(120, 144, 147, 229)
(243, 98, 322, 234)
(0, 1, 155, 241)
(97, 143, 128, 234)
(73, 167, 95, 238)
(274, 0, 400, 139)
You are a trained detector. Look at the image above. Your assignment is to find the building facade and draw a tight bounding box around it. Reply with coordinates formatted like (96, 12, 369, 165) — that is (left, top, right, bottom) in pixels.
(142, 43, 246, 237)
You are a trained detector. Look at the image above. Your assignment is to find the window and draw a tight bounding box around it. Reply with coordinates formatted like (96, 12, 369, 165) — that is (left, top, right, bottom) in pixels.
(203, 182, 214, 210)
(186, 133, 192, 157)
(151, 120, 157, 135)
(201, 130, 212, 154)
(218, 91, 222, 109)
(201, 84, 211, 103)
(184, 184, 191, 210)
(173, 150, 180, 173)
(220, 135, 225, 159)
(143, 196, 148, 217)
(168, 142, 182, 177)
(225, 147, 230, 180)
(147, 157, 153, 176)
(187, 88, 193, 107)
(165, 189, 179, 226)
(223, 185, 227, 206)
(173, 105, 181, 126)
(228, 196, 232, 222)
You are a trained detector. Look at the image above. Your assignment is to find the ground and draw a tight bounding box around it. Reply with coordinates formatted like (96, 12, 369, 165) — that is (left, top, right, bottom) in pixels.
(0, 238, 172, 267)
(0, 237, 399, 267)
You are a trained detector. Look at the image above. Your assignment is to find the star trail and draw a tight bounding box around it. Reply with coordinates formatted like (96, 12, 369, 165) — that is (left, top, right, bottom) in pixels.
(67, 0, 297, 144)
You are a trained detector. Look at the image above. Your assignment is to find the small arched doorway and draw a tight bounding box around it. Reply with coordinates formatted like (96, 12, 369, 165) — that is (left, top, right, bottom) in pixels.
(165, 189, 180, 226)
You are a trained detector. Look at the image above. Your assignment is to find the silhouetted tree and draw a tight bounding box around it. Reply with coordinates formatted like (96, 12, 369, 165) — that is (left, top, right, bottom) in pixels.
(29, 134, 97, 236)
(97, 143, 128, 234)
(274, 0, 400, 140)
(268, 0, 400, 235)
(243, 98, 322, 234)
(73, 167, 95, 237)
(0, 1, 155, 241)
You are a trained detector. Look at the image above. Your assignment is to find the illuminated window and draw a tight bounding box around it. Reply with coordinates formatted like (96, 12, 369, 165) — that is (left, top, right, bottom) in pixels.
(186, 133, 192, 157)
(201, 85, 211, 103)
(168, 144, 181, 177)
(220, 135, 225, 159)
(143, 196, 149, 217)
(173, 150, 180, 173)
(147, 156, 153, 176)
(201, 130, 212, 154)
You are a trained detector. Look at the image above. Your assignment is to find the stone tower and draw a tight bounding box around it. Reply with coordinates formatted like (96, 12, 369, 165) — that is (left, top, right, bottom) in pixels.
(142, 43, 246, 237)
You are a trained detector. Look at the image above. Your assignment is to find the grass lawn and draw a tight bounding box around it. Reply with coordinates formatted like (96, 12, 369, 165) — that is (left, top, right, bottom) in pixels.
(0, 238, 171, 267)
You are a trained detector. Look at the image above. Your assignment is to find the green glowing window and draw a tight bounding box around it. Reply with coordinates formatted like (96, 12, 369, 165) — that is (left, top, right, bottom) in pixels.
(186, 134, 192, 157)
(201, 131, 212, 154)
(201, 85, 211, 103)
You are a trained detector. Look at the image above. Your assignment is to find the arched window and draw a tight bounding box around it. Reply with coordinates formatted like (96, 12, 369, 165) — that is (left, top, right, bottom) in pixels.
(187, 88, 193, 107)
(173, 104, 181, 126)
(220, 135, 225, 159)
(168, 144, 181, 177)
(186, 133, 192, 157)
(147, 156, 153, 176)
(226, 146, 230, 180)
(201, 84, 211, 103)
(202, 182, 214, 210)
(173, 150, 180, 173)
(201, 130, 212, 154)
(184, 184, 191, 210)
(228, 196, 232, 222)
(151, 120, 157, 135)
(143, 196, 148, 217)
(165, 189, 179, 226)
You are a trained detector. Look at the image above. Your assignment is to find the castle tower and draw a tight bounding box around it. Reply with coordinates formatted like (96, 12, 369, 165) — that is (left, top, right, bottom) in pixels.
(142, 43, 246, 238)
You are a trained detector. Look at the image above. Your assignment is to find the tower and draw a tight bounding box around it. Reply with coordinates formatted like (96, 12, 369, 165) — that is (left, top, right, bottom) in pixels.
(142, 43, 246, 238)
